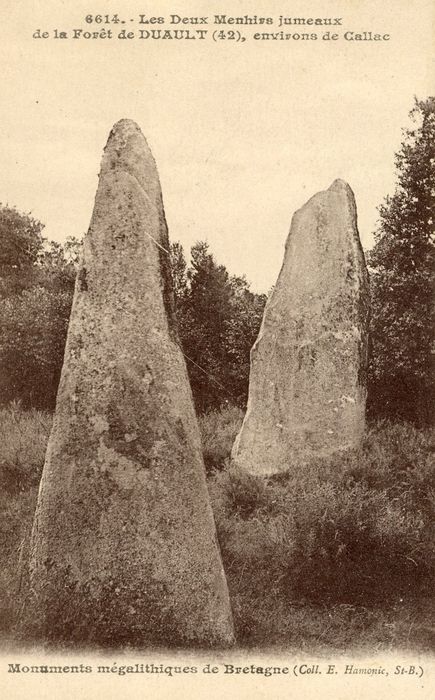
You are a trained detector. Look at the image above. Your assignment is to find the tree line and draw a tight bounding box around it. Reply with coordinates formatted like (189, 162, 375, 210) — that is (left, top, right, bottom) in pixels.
(0, 98, 433, 425)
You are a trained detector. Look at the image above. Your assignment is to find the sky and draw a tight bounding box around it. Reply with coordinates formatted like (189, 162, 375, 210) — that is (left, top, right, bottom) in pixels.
(0, 0, 433, 291)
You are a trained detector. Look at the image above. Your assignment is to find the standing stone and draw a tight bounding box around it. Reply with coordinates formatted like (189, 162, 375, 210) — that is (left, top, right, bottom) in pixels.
(232, 180, 370, 476)
(24, 120, 234, 646)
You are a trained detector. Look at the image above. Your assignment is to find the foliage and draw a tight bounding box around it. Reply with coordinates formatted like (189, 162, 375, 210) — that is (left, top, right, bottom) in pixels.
(0, 202, 81, 410)
(0, 405, 51, 633)
(0, 405, 433, 651)
(368, 97, 435, 426)
(0, 402, 51, 493)
(0, 205, 45, 297)
(171, 241, 266, 412)
(0, 203, 263, 413)
(38, 236, 81, 292)
(224, 276, 267, 407)
(199, 405, 244, 472)
(0, 287, 73, 409)
(209, 420, 435, 645)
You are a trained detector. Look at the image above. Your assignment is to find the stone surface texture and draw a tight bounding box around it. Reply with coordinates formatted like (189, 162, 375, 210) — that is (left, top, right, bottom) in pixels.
(25, 120, 234, 646)
(232, 180, 370, 476)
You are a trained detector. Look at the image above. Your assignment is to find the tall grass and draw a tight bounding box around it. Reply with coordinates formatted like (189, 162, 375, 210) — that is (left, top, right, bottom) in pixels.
(198, 405, 243, 472)
(207, 419, 435, 649)
(0, 403, 433, 651)
(0, 402, 51, 493)
(0, 403, 51, 634)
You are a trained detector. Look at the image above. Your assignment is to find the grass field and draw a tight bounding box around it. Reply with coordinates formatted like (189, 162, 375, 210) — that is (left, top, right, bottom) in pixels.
(0, 404, 433, 652)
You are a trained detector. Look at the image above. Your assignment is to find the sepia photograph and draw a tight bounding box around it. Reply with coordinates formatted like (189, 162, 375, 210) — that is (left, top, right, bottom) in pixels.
(0, 1, 433, 698)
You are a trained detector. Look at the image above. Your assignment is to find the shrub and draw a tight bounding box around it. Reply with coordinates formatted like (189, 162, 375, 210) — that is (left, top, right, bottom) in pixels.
(0, 404, 50, 634)
(0, 404, 433, 652)
(199, 405, 243, 473)
(0, 287, 72, 410)
(209, 421, 435, 642)
(0, 402, 51, 493)
(348, 421, 435, 516)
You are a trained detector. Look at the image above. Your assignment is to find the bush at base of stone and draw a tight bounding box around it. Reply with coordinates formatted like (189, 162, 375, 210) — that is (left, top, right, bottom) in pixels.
(209, 421, 434, 617)
(0, 405, 52, 635)
(0, 403, 52, 494)
(1, 405, 433, 650)
(199, 406, 244, 473)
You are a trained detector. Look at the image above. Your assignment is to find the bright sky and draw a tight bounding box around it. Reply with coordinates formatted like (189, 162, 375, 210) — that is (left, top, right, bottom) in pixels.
(0, 1, 433, 291)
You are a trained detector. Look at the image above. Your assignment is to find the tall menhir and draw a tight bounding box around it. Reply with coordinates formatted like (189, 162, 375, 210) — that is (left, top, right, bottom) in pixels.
(23, 120, 234, 646)
(232, 180, 370, 475)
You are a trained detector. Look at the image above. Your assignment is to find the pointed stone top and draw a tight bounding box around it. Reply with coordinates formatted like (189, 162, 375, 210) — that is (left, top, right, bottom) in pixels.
(328, 178, 351, 193)
(295, 179, 355, 221)
(110, 118, 143, 138)
(325, 179, 357, 216)
(101, 119, 161, 200)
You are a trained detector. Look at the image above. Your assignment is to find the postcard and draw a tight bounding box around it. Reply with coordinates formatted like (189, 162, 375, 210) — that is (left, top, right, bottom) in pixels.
(0, 1, 433, 698)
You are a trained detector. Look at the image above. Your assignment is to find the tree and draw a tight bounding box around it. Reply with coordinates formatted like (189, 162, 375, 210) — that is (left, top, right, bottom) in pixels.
(37, 236, 81, 292)
(368, 97, 435, 425)
(0, 198, 267, 413)
(0, 287, 72, 409)
(178, 241, 235, 411)
(0, 203, 81, 409)
(224, 275, 267, 405)
(0, 205, 44, 297)
(169, 241, 188, 303)
(171, 241, 266, 413)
